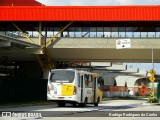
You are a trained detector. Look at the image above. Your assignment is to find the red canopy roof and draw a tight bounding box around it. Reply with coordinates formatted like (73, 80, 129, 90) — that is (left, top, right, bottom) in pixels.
(0, 0, 42, 6)
(0, 6, 160, 21)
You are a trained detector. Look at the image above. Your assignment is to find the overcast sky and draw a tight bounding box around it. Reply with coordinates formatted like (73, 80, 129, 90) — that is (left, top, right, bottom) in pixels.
(124, 63, 160, 74)
(36, 0, 160, 6)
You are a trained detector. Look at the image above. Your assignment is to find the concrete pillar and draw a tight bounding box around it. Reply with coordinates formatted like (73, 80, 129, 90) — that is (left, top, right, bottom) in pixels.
(43, 69, 50, 79)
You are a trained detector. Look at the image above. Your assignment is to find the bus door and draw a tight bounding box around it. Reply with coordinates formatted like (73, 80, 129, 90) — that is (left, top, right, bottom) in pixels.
(77, 73, 81, 102)
(93, 75, 97, 103)
(80, 75, 84, 102)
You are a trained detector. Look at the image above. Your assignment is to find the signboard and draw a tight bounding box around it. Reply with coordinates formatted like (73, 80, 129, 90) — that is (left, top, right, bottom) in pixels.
(149, 68, 156, 82)
(149, 69, 156, 102)
(150, 90, 154, 100)
(116, 39, 131, 49)
(149, 76, 156, 82)
(149, 69, 156, 75)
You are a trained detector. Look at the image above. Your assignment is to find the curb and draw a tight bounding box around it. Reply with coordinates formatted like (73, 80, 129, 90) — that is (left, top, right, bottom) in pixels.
(0, 101, 54, 108)
(143, 103, 160, 106)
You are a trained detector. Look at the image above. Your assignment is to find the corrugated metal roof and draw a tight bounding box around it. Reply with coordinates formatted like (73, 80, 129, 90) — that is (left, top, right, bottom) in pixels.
(0, 0, 42, 6)
(0, 6, 160, 21)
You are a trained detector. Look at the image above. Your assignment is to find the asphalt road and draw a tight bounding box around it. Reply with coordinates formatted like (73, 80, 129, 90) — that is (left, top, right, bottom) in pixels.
(0, 99, 160, 120)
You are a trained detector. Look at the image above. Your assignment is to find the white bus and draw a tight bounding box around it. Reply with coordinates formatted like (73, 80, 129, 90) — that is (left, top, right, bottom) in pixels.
(47, 69, 104, 107)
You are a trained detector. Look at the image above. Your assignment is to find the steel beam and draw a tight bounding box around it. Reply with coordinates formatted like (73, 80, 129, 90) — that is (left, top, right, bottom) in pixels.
(12, 22, 35, 44)
(41, 21, 73, 49)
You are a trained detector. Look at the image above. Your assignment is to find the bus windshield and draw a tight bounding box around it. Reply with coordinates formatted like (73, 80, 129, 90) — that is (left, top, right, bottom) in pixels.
(50, 70, 75, 83)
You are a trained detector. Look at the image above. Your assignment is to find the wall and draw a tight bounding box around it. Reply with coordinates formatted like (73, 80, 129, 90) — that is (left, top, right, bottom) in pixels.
(16, 61, 43, 79)
(0, 76, 47, 103)
(103, 85, 128, 97)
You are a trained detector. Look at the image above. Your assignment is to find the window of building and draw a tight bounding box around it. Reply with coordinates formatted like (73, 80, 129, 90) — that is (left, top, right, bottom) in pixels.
(104, 27, 111, 37)
(54, 27, 61, 37)
(119, 27, 126, 37)
(75, 27, 82, 37)
(126, 27, 133, 37)
(133, 27, 140, 38)
(156, 27, 160, 38)
(97, 27, 104, 37)
(111, 27, 118, 37)
(90, 27, 96, 37)
(82, 27, 90, 37)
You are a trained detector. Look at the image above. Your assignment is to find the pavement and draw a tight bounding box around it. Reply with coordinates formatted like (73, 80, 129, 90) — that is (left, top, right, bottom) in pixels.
(0, 98, 160, 120)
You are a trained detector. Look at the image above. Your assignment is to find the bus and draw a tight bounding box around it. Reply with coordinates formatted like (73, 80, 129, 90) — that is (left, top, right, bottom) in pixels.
(47, 69, 104, 107)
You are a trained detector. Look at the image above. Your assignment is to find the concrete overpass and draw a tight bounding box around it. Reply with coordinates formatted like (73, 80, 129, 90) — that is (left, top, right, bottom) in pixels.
(1, 36, 160, 62)
(47, 37, 160, 62)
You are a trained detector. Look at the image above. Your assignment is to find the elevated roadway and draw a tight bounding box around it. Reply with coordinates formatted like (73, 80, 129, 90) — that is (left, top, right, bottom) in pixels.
(47, 37, 160, 62)
(0, 34, 40, 61)
(1, 36, 160, 62)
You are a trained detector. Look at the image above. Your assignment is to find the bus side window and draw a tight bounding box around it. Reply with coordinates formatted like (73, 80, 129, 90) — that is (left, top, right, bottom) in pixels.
(78, 73, 80, 87)
(98, 76, 104, 90)
(98, 83, 101, 89)
(88, 75, 93, 88)
(84, 74, 89, 88)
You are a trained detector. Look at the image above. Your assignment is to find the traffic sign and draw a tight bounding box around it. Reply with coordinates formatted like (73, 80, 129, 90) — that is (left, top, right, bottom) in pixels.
(150, 91, 154, 96)
(149, 69, 156, 75)
(149, 76, 156, 82)
(150, 91, 154, 101)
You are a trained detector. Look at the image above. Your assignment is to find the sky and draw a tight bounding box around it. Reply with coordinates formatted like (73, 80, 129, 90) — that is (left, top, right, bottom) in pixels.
(124, 63, 160, 74)
(36, 0, 160, 6)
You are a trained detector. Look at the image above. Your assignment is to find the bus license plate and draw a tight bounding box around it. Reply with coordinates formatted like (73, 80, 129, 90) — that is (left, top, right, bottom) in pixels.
(58, 97, 64, 99)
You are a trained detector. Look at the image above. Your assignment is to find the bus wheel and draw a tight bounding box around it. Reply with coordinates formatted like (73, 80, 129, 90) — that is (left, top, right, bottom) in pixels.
(79, 98, 87, 107)
(72, 103, 77, 107)
(94, 98, 99, 106)
(58, 102, 66, 107)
